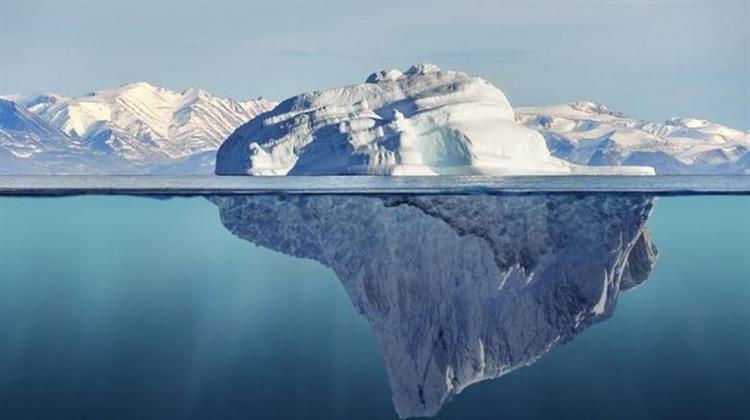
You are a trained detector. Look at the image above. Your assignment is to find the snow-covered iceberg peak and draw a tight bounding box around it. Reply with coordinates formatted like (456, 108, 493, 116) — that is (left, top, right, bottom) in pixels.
(216, 64, 653, 175)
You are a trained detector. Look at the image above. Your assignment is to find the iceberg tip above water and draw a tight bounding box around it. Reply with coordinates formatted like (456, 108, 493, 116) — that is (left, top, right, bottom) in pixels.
(214, 64, 655, 176)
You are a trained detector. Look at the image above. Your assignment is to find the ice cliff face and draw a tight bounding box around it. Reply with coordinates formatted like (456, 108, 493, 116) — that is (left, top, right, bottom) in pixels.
(517, 102, 750, 174)
(215, 64, 653, 176)
(210, 193, 658, 417)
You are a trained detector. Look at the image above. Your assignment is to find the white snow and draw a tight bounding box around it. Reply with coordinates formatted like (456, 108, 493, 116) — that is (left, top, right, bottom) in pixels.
(3, 73, 748, 175)
(517, 102, 750, 174)
(215, 64, 654, 176)
(0, 99, 79, 158)
(0, 84, 275, 174)
(35, 82, 275, 161)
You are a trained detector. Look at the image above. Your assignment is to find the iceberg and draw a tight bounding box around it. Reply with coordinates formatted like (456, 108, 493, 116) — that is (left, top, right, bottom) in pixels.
(210, 193, 658, 417)
(215, 65, 654, 175)
(6, 74, 749, 175)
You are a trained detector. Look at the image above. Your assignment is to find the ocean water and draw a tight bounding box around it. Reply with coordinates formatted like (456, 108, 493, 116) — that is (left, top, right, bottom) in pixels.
(0, 189, 748, 419)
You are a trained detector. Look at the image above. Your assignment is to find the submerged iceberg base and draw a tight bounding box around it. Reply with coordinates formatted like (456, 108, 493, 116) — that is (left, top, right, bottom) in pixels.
(211, 193, 657, 418)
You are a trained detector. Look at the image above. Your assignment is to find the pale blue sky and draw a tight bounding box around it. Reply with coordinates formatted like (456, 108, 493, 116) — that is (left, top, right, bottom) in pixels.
(1, 1, 748, 128)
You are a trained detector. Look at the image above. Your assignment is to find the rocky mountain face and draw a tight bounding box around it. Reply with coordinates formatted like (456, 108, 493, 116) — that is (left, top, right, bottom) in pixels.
(210, 193, 658, 417)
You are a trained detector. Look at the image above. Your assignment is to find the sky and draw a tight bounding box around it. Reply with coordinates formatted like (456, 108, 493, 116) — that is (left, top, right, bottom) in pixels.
(1, 1, 748, 129)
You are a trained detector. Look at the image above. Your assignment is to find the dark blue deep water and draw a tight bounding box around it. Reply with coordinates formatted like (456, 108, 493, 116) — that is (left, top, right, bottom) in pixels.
(0, 194, 748, 420)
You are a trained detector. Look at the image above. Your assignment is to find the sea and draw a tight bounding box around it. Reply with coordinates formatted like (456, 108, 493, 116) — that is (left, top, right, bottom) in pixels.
(0, 176, 748, 420)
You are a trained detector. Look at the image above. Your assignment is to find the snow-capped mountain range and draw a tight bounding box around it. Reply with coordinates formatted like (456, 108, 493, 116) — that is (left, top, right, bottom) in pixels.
(1, 73, 748, 175)
(517, 102, 750, 174)
(0, 99, 78, 158)
(0, 82, 275, 174)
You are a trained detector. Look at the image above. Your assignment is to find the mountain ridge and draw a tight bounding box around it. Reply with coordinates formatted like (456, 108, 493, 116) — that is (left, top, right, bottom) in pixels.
(1, 82, 275, 174)
(517, 102, 750, 174)
(2, 79, 748, 175)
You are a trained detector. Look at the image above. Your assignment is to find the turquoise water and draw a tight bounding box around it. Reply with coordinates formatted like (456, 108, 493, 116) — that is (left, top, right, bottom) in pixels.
(0, 195, 748, 419)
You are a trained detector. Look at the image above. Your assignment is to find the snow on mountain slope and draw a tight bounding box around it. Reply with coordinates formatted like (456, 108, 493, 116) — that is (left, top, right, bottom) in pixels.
(0, 84, 275, 173)
(0, 99, 79, 159)
(3, 77, 746, 175)
(34, 82, 275, 161)
(211, 193, 657, 417)
(19, 93, 69, 114)
(517, 102, 750, 174)
(215, 64, 653, 176)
